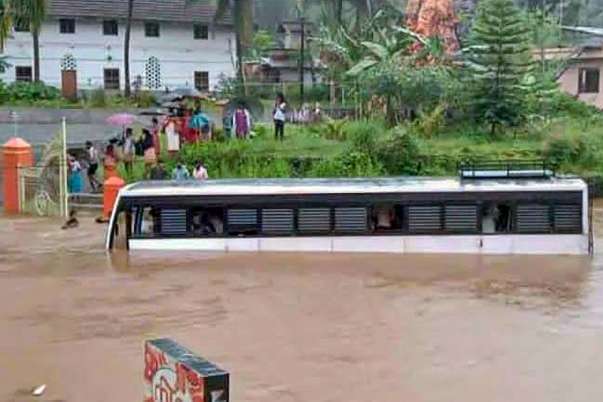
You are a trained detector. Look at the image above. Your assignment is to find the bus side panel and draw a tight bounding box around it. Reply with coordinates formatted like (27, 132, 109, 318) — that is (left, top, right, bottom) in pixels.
(332, 237, 403, 253)
(404, 236, 482, 254)
(511, 235, 587, 255)
(105, 194, 123, 250)
(130, 238, 227, 251)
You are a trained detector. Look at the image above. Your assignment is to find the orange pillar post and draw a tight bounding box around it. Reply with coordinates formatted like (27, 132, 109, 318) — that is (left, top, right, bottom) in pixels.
(2, 138, 34, 214)
(103, 176, 125, 219)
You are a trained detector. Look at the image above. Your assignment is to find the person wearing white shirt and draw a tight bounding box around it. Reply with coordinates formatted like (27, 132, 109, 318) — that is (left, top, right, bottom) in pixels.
(273, 93, 287, 141)
(193, 161, 208, 181)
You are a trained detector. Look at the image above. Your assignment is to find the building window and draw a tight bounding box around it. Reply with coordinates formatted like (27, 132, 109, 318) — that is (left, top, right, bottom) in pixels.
(103, 20, 118, 36)
(60, 54, 77, 71)
(194, 71, 209, 91)
(59, 18, 76, 34)
(194, 24, 209, 40)
(578, 68, 600, 94)
(14, 20, 29, 32)
(145, 56, 161, 89)
(104, 68, 120, 90)
(15, 66, 32, 82)
(145, 22, 160, 37)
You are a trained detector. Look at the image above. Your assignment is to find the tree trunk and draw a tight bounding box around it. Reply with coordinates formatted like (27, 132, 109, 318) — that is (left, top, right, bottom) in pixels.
(355, 0, 370, 31)
(235, 32, 247, 95)
(329, 79, 336, 106)
(124, 0, 134, 98)
(234, 0, 253, 95)
(32, 30, 40, 82)
(336, 0, 344, 25)
(237, 0, 254, 53)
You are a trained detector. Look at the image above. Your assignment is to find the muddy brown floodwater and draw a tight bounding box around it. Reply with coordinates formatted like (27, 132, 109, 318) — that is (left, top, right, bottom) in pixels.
(1, 211, 603, 402)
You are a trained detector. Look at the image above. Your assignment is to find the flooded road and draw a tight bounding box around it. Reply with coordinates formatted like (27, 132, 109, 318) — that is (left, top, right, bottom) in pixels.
(1, 213, 603, 402)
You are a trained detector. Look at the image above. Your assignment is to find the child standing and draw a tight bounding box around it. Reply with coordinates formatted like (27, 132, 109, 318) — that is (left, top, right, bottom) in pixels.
(232, 103, 251, 139)
(273, 93, 287, 141)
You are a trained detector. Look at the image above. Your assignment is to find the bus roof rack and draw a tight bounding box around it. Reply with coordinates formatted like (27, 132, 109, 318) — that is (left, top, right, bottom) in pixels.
(458, 159, 556, 180)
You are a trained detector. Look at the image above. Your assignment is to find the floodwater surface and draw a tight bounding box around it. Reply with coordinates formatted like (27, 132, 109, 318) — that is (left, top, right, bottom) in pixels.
(1, 211, 603, 402)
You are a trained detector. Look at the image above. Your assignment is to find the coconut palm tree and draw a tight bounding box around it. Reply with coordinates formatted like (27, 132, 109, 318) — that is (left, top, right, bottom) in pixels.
(124, 0, 134, 97)
(0, 0, 13, 53)
(0, 0, 47, 82)
(10, 0, 46, 82)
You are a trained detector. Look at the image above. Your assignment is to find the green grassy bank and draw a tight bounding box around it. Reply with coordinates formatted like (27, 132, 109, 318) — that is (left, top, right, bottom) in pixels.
(117, 113, 603, 189)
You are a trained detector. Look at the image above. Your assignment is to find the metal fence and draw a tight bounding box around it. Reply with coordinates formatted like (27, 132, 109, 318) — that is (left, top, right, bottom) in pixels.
(16, 127, 69, 217)
(18, 162, 68, 217)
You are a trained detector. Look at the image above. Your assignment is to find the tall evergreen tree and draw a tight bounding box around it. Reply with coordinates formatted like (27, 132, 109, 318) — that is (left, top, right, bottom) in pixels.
(464, 0, 532, 134)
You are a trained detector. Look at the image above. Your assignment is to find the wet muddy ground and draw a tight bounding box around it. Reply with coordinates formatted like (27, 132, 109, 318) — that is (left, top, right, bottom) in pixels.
(1, 213, 603, 402)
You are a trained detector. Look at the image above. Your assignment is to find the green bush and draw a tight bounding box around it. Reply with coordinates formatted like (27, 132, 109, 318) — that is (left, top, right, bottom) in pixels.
(543, 132, 593, 166)
(375, 129, 424, 175)
(346, 119, 385, 153)
(4, 81, 60, 102)
(322, 118, 348, 141)
(309, 151, 383, 177)
(133, 91, 157, 108)
(412, 104, 447, 138)
(551, 92, 602, 119)
(89, 88, 107, 107)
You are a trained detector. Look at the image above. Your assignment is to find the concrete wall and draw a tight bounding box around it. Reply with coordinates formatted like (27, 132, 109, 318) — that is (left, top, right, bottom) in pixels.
(144, 338, 229, 402)
(1, 17, 236, 90)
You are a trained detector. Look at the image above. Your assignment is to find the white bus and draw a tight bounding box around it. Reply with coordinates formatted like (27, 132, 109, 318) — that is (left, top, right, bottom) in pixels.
(106, 169, 590, 255)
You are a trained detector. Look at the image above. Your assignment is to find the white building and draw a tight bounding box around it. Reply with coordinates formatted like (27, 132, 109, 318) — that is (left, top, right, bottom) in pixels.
(0, 0, 236, 91)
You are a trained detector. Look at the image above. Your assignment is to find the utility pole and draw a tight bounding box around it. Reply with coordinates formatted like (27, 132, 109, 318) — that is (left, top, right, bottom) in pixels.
(299, 15, 306, 106)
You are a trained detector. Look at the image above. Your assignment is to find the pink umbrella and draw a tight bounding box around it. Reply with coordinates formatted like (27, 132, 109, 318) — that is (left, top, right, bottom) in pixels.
(106, 113, 137, 126)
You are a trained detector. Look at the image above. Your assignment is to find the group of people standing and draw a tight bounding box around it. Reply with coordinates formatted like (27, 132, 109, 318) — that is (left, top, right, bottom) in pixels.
(121, 117, 162, 175)
(66, 94, 292, 193)
(225, 93, 287, 141)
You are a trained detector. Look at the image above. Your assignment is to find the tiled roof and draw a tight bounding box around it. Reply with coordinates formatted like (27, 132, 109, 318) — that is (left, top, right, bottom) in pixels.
(48, 0, 231, 24)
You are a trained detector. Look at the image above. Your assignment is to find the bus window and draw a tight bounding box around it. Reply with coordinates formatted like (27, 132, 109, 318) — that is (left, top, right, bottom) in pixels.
(482, 203, 512, 234)
(112, 208, 132, 250)
(408, 205, 442, 233)
(372, 204, 402, 232)
(298, 208, 331, 234)
(132, 207, 160, 237)
(191, 207, 225, 236)
(444, 205, 478, 233)
(516, 204, 551, 233)
(227, 208, 259, 236)
(334, 207, 368, 233)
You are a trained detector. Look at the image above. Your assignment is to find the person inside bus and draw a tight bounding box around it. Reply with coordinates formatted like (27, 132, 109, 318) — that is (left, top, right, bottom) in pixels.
(140, 208, 156, 235)
(482, 205, 498, 234)
(208, 212, 224, 234)
(192, 211, 217, 235)
(495, 204, 511, 232)
(374, 205, 396, 231)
